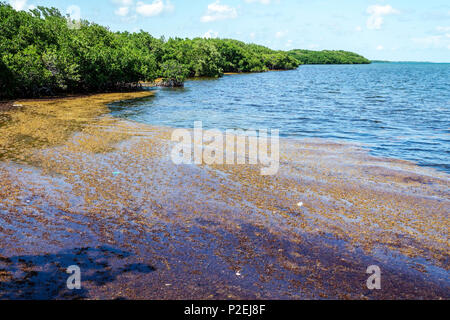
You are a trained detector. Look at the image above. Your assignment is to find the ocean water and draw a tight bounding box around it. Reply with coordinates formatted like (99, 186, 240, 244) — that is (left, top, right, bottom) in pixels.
(109, 63, 450, 173)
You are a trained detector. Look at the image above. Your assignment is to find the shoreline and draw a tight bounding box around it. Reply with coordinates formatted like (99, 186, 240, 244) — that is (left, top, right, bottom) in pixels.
(0, 92, 449, 299)
(0, 101, 15, 112)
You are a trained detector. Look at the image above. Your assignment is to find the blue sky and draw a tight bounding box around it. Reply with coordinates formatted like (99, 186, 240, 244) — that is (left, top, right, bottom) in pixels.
(8, 0, 450, 62)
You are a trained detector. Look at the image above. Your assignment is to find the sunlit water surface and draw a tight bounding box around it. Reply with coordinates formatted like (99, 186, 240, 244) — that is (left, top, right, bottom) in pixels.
(110, 63, 450, 173)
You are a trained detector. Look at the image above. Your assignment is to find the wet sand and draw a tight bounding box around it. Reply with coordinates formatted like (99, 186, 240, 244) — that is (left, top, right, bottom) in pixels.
(0, 92, 448, 299)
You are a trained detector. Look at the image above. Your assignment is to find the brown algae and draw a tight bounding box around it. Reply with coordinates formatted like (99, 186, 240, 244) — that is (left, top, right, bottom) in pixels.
(0, 93, 449, 299)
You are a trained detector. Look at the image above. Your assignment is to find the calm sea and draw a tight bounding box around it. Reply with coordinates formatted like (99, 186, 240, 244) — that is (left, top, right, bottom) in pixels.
(110, 63, 450, 173)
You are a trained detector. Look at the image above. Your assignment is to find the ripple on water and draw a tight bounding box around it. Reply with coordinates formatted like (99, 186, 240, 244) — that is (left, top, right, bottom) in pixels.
(109, 63, 450, 173)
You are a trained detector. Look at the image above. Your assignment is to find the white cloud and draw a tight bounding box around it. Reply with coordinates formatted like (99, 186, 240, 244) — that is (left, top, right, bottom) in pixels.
(376, 45, 384, 50)
(355, 26, 362, 32)
(286, 39, 293, 47)
(136, 0, 173, 17)
(412, 25, 450, 49)
(366, 4, 399, 30)
(412, 34, 450, 49)
(245, 0, 274, 4)
(111, 0, 132, 17)
(9, 0, 34, 11)
(201, 1, 237, 23)
(203, 30, 219, 39)
(115, 7, 130, 16)
(112, 0, 134, 5)
(275, 30, 287, 38)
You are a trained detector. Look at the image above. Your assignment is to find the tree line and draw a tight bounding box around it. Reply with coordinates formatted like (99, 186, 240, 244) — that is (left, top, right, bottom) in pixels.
(0, 3, 370, 99)
(0, 3, 300, 98)
(288, 49, 371, 65)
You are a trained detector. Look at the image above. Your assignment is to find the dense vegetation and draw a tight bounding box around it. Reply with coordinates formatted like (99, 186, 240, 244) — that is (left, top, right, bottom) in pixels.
(0, 3, 299, 98)
(288, 49, 371, 65)
(0, 3, 372, 99)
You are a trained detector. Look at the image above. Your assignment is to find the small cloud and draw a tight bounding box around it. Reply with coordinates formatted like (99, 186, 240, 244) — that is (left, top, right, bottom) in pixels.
(286, 39, 293, 47)
(376, 45, 384, 50)
(115, 7, 130, 16)
(245, 0, 274, 4)
(9, 0, 34, 11)
(201, 1, 237, 23)
(412, 35, 450, 49)
(112, 0, 134, 5)
(203, 30, 218, 39)
(355, 26, 362, 32)
(136, 0, 173, 17)
(249, 32, 256, 39)
(275, 30, 287, 38)
(366, 4, 399, 30)
(412, 25, 450, 49)
(112, 0, 133, 17)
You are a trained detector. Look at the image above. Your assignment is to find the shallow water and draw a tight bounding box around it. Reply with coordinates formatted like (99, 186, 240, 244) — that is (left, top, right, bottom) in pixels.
(0, 92, 448, 299)
(110, 63, 450, 173)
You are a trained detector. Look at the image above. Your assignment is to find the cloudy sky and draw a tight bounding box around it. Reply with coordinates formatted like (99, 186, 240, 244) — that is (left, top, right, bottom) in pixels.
(8, 0, 450, 62)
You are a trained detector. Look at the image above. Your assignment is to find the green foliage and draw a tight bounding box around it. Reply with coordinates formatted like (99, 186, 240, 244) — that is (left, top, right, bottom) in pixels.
(0, 3, 301, 98)
(212, 39, 299, 73)
(157, 37, 300, 78)
(0, 58, 12, 97)
(0, 3, 368, 98)
(0, 3, 158, 97)
(160, 60, 189, 87)
(3, 45, 52, 95)
(288, 49, 371, 65)
(161, 38, 223, 78)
